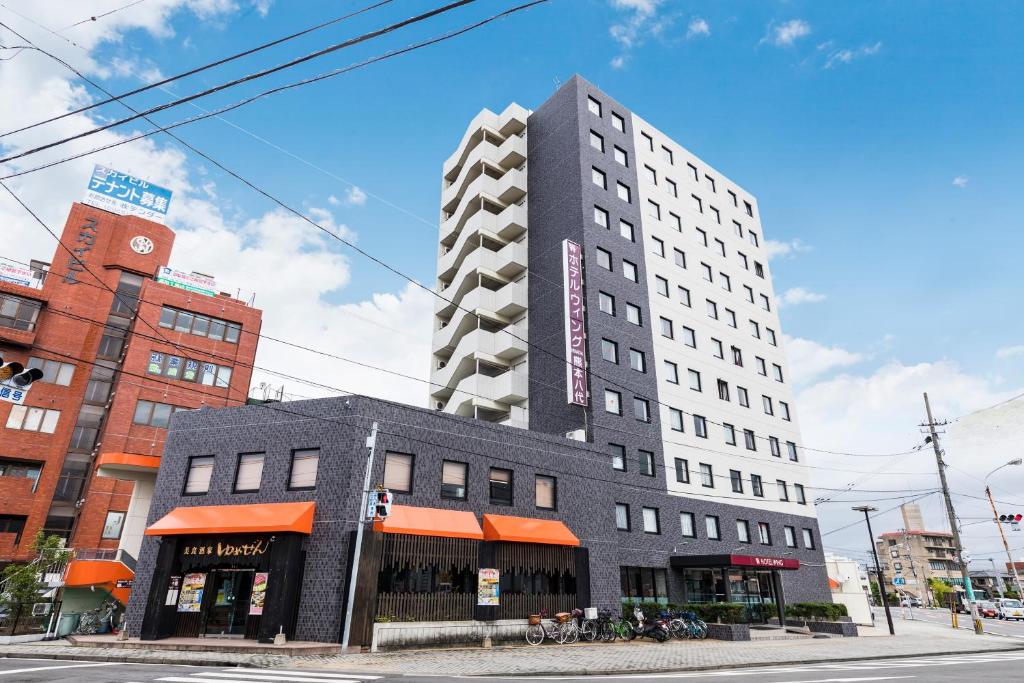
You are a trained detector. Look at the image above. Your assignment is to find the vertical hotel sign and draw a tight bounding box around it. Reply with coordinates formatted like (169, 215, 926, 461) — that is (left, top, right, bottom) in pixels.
(562, 240, 588, 405)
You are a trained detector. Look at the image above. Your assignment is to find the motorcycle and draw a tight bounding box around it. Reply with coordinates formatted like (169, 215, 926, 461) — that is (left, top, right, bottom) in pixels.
(631, 604, 669, 642)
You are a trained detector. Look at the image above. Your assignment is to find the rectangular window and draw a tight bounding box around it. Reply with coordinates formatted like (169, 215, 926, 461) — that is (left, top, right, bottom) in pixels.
(612, 112, 625, 132)
(674, 458, 689, 483)
(680, 511, 696, 537)
(594, 205, 609, 228)
(696, 227, 708, 246)
(777, 480, 789, 501)
(758, 522, 772, 545)
(641, 131, 654, 151)
(710, 207, 721, 224)
(744, 285, 755, 303)
(666, 178, 677, 197)
(599, 291, 615, 316)
(716, 238, 726, 257)
(596, 247, 612, 271)
(664, 360, 679, 384)
(757, 357, 768, 376)
(705, 174, 717, 193)
(589, 130, 604, 152)
(588, 96, 601, 116)
(751, 474, 764, 497)
(383, 451, 414, 493)
(803, 528, 816, 549)
(619, 219, 635, 241)
(6, 406, 60, 433)
(725, 309, 737, 328)
(592, 167, 606, 189)
(744, 428, 756, 450)
(0, 458, 42, 484)
(763, 395, 774, 415)
(691, 194, 703, 213)
(26, 357, 76, 386)
(749, 230, 760, 247)
(720, 272, 731, 291)
(441, 460, 468, 500)
(738, 386, 750, 407)
(728, 189, 738, 207)
(184, 455, 214, 495)
(717, 379, 730, 401)
(670, 212, 682, 231)
(660, 316, 674, 339)
(701, 262, 713, 282)
(787, 441, 799, 462)
(132, 400, 183, 428)
(687, 163, 698, 181)
(795, 483, 806, 504)
(617, 182, 631, 203)
(678, 286, 691, 307)
(634, 397, 651, 422)
(706, 299, 718, 319)
(644, 165, 657, 185)
(622, 260, 638, 282)
(616, 503, 631, 531)
(700, 463, 713, 487)
(490, 467, 513, 505)
(605, 389, 622, 415)
(750, 320, 760, 339)
(688, 369, 702, 392)
(101, 511, 126, 540)
(706, 515, 721, 540)
(669, 407, 684, 432)
(610, 443, 626, 471)
(601, 338, 618, 363)
(773, 364, 784, 383)
(643, 507, 660, 534)
(647, 200, 661, 220)
(655, 276, 669, 297)
(737, 520, 751, 544)
(288, 448, 319, 490)
(661, 145, 674, 164)
(785, 526, 797, 548)
(780, 402, 791, 421)
(234, 452, 264, 493)
(652, 237, 665, 258)
(769, 436, 781, 458)
(723, 423, 736, 445)
(639, 450, 655, 477)
(536, 475, 556, 509)
(625, 303, 642, 325)
(738, 251, 749, 269)
(674, 248, 686, 268)
(694, 414, 708, 438)
(0, 293, 42, 331)
(629, 348, 646, 372)
(745, 201, 754, 217)
(614, 146, 628, 166)
(159, 307, 241, 343)
(730, 470, 744, 493)
(682, 326, 696, 348)
(766, 328, 777, 346)
(712, 338, 724, 359)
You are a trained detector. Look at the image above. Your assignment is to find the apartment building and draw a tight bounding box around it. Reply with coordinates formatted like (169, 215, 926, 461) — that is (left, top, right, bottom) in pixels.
(874, 504, 961, 605)
(0, 201, 261, 609)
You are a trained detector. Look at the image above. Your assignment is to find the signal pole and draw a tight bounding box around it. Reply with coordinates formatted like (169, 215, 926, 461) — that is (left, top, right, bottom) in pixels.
(341, 421, 378, 651)
(855, 505, 895, 635)
(984, 484, 1024, 598)
(923, 392, 983, 634)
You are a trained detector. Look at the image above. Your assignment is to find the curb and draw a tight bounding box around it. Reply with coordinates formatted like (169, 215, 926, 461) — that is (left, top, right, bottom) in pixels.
(4, 642, 1024, 676)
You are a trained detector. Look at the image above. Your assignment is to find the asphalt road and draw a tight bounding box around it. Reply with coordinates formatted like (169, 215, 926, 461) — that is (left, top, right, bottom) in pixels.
(878, 605, 1024, 638)
(6, 651, 1024, 683)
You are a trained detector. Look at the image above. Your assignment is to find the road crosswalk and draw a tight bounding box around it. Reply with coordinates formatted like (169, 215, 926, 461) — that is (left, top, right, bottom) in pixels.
(154, 669, 381, 683)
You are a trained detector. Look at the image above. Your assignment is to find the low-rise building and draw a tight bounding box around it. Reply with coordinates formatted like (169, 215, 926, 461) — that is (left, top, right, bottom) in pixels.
(825, 554, 872, 625)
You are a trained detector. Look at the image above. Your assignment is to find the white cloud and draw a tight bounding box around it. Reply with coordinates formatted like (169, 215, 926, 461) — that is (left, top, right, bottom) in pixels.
(996, 345, 1024, 359)
(765, 238, 810, 260)
(778, 287, 826, 307)
(952, 175, 969, 188)
(252, 0, 273, 17)
(610, 55, 627, 69)
(824, 41, 882, 69)
(686, 18, 710, 39)
(0, 1, 435, 406)
(763, 19, 811, 47)
(608, 0, 672, 68)
(343, 185, 367, 206)
(784, 336, 868, 385)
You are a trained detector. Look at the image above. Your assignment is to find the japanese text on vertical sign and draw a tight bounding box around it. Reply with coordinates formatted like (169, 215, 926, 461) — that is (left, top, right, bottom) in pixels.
(563, 240, 588, 406)
(63, 216, 98, 285)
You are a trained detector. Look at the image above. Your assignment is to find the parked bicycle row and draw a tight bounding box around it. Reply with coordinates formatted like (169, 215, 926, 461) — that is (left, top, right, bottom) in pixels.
(525, 604, 708, 645)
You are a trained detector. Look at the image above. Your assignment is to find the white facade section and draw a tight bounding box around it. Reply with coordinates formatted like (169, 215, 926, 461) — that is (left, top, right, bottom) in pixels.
(430, 104, 530, 428)
(630, 113, 814, 518)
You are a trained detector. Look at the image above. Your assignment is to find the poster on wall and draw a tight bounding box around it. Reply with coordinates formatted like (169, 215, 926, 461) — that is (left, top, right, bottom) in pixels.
(249, 572, 269, 616)
(165, 576, 181, 606)
(177, 573, 207, 612)
(477, 568, 500, 606)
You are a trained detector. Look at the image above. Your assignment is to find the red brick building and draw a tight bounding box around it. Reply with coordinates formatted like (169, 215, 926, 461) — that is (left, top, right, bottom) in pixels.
(0, 202, 261, 603)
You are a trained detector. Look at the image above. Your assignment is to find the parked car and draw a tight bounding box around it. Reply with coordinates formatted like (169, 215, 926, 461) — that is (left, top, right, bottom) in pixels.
(975, 600, 998, 618)
(996, 598, 1024, 621)
(900, 597, 922, 608)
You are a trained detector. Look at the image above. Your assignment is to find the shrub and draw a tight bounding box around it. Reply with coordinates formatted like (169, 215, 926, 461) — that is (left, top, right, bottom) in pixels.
(621, 601, 747, 624)
(785, 602, 848, 621)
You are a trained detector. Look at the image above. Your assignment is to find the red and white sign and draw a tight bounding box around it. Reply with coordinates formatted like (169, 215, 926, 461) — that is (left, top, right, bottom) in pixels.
(730, 554, 800, 570)
(562, 240, 587, 406)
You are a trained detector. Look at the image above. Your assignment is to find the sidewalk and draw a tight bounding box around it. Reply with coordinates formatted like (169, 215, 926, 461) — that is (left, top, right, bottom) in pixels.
(2, 618, 1022, 676)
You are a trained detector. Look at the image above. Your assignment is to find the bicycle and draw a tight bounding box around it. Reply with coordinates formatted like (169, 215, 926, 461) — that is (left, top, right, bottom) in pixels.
(525, 609, 575, 645)
(609, 613, 636, 641)
(594, 609, 617, 642)
(574, 608, 598, 642)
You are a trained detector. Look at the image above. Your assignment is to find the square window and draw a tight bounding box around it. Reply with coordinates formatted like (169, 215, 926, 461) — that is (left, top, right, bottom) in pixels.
(601, 338, 618, 363)
(642, 507, 660, 533)
(536, 475, 556, 509)
(688, 369, 702, 392)
(633, 397, 651, 422)
(660, 316, 674, 339)
(588, 96, 602, 116)
(639, 450, 655, 477)
(605, 389, 622, 415)
(629, 348, 646, 372)
(663, 360, 679, 384)
(623, 260, 638, 282)
(694, 414, 708, 438)
(616, 503, 631, 530)
(681, 511, 696, 537)
(612, 112, 625, 132)
(599, 291, 615, 315)
(384, 451, 414, 493)
(723, 423, 736, 445)
(669, 408, 684, 432)
(441, 460, 468, 500)
(625, 303, 642, 325)
(594, 205, 609, 228)
(596, 246, 612, 271)
(700, 463, 713, 487)
(288, 448, 319, 490)
(678, 286, 691, 307)
(674, 458, 689, 483)
(592, 167, 606, 189)
(620, 219, 635, 241)
(617, 182, 631, 203)
(614, 146, 628, 166)
(706, 515, 721, 540)
(589, 130, 604, 152)
(611, 443, 626, 471)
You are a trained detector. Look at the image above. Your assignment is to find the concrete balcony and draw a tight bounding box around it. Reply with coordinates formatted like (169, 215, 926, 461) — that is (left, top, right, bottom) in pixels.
(441, 168, 527, 219)
(442, 370, 529, 416)
(440, 201, 527, 254)
(430, 325, 528, 391)
(442, 134, 527, 208)
(432, 319, 527, 358)
(443, 103, 529, 179)
(436, 240, 527, 307)
(435, 279, 526, 322)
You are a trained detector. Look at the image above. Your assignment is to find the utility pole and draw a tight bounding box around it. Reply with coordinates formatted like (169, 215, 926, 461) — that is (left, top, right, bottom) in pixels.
(901, 528, 920, 616)
(855, 505, 895, 635)
(341, 421, 379, 651)
(923, 392, 983, 634)
(988, 558, 1006, 599)
(984, 486, 1024, 598)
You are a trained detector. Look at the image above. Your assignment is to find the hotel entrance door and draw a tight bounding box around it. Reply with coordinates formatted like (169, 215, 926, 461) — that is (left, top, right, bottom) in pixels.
(728, 569, 778, 623)
(204, 569, 254, 637)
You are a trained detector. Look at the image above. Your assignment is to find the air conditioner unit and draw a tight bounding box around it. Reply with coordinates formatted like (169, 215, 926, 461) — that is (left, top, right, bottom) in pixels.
(565, 429, 586, 441)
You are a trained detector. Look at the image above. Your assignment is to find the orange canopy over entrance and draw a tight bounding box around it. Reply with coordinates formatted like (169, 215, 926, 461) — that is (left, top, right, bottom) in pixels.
(64, 559, 135, 605)
(373, 505, 483, 540)
(482, 514, 580, 546)
(145, 501, 315, 536)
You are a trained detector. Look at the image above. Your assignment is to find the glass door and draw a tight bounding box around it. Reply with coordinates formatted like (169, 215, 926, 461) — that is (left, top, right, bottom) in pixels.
(203, 569, 254, 637)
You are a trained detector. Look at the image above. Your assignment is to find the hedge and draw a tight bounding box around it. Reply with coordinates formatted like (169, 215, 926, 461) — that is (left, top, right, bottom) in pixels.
(784, 602, 849, 621)
(622, 601, 746, 624)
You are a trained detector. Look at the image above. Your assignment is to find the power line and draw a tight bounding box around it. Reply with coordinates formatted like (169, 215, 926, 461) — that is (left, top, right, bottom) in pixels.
(0, 0, 397, 138)
(60, 0, 151, 30)
(819, 491, 940, 538)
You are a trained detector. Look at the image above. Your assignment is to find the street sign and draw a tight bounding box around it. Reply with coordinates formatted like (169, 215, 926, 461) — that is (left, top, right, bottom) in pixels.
(366, 491, 378, 520)
(893, 577, 906, 586)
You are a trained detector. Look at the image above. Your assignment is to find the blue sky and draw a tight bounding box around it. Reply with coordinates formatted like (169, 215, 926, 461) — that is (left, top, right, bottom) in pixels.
(2, 0, 1023, 560)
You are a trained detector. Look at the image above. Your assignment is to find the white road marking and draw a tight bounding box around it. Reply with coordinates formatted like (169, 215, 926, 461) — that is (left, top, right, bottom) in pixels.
(157, 676, 362, 683)
(0, 662, 121, 675)
(768, 678, 914, 683)
(222, 671, 379, 679)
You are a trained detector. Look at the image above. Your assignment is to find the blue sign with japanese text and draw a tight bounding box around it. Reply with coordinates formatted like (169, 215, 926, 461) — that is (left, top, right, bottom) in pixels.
(83, 165, 173, 223)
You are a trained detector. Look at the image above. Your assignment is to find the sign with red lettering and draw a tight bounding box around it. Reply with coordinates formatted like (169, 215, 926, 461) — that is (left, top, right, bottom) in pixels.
(562, 240, 588, 406)
(729, 554, 800, 570)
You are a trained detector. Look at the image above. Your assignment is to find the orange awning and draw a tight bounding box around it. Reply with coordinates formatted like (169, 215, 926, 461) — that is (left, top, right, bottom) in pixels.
(482, 513, 580, 546)
(96, 452, 161, 474)
(373, 505, 483, 540)
(145, 501, 315, 536)
(64, 559, 134, 605)
(828, 577, 842, 589)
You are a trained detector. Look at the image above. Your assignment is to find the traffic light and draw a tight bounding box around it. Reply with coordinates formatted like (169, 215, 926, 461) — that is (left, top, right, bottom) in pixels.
(0, 356, 43, 387)
(998, 514, 1023, 524)
(0, 357, 23, 382)
(375, 488, 392, 519)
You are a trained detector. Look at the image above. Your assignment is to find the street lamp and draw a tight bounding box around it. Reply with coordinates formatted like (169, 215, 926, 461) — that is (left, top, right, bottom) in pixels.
(854, 505, 895, 635)
(984, 459, 1024, 599)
